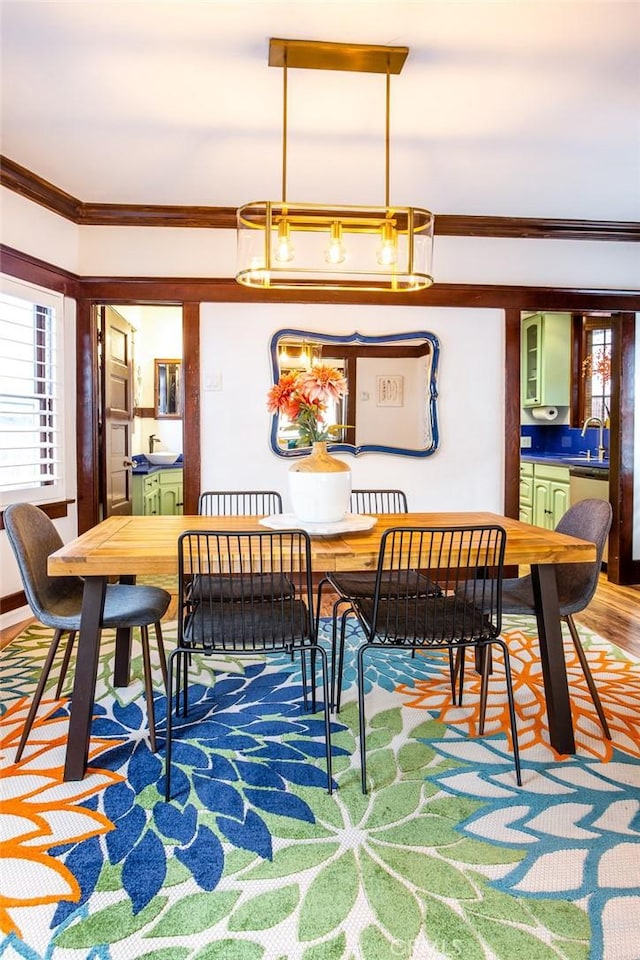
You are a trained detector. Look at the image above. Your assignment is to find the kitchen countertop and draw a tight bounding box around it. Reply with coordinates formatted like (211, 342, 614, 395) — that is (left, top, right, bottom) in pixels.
(521, 453, 609, 478)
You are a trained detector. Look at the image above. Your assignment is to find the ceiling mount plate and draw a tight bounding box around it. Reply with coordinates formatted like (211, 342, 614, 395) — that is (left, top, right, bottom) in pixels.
(268, 38, 409, 75)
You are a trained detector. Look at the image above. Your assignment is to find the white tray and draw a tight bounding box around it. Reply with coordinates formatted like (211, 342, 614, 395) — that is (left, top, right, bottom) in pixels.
(259, 513, 377, 536)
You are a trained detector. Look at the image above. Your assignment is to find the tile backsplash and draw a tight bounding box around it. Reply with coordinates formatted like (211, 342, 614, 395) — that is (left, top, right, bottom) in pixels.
(521, 424, 610, 458)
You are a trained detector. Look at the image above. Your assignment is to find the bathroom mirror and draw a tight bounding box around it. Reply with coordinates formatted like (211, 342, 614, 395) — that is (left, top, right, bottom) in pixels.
(269, 329, 440, 458)
(154, 359, 182, 419)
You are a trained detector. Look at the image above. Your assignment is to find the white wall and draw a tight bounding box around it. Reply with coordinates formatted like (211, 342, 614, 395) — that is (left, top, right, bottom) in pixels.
(0, 188, 80, 272)
(199, 303, 504, 514)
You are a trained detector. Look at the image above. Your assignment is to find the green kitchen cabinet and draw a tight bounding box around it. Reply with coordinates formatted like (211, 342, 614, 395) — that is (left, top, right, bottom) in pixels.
(529, 462, 570, 530)
(519, 461, 534, 524)
(521, 312, 571, 408)
(133, 468, 183, 515)
(158, 468, 184, 515)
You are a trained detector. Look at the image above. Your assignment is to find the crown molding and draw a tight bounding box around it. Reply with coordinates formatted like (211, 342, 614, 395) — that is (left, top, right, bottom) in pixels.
(2, 155, 638, 242)
(3, 244, 639, 311)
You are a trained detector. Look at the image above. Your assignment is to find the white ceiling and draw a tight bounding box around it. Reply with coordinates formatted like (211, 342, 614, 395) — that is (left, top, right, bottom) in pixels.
(2, 0, 639, 221)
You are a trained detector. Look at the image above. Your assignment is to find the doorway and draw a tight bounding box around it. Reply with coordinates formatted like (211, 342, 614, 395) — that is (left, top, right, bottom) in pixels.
(98, 304, 184, 519)
(514, 309, 636, 585)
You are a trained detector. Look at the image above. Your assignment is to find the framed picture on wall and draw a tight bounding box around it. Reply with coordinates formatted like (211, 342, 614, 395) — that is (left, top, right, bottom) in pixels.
(376, 375, 404, 407)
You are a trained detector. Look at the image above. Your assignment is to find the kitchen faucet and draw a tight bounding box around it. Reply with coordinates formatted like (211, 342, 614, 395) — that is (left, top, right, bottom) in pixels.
(580, 416, 606, 462)
(148, 434, 159, 454)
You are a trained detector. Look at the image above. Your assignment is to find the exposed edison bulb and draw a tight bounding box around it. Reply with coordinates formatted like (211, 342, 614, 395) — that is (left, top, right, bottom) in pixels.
(376, 221, 397, 266)
(325, 221, 347, 264)
(249, 256, 266, 283)
(274, 220, 294, 262)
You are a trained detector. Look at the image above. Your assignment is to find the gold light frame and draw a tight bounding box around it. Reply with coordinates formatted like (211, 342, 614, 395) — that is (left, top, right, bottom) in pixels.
(236, 39, 434, 292)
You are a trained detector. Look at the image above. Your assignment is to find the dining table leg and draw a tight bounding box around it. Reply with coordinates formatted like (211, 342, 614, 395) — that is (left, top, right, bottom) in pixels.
(530, 563, 576, 755)
(63, 576, 107, 781)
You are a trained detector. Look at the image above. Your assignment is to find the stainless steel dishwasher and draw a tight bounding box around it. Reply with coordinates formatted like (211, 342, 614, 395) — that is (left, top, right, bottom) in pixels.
(569, 466, 610, 562)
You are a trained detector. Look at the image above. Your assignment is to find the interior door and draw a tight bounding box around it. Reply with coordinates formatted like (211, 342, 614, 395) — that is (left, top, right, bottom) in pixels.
(100, 306, 134, 517)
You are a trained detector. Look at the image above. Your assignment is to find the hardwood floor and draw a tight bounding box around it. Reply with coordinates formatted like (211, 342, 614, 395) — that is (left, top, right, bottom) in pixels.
(573, 575, 640, 659)
(2, 575, 639, 657)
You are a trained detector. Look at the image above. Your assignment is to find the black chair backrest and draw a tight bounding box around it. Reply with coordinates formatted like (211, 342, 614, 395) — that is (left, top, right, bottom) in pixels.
(3, 502, 81, 623)
(178, 529, 314, 652)
(554, 498, 613, 611)
(349, 489, 408, 515)
(198, 490, 283, 517)
(362, 525, 506, 646)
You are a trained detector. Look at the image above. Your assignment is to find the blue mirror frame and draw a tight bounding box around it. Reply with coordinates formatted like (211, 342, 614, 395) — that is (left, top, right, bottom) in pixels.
(269, 329, 440, 458)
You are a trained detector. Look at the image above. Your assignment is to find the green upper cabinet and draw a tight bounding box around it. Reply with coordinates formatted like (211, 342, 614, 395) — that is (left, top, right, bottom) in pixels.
(521, 312, 571, 408)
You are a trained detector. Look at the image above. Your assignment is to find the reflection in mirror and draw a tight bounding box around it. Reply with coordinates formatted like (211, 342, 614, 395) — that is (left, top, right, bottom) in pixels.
(269, 330, 439, 457)
(154, 359, 182, 418)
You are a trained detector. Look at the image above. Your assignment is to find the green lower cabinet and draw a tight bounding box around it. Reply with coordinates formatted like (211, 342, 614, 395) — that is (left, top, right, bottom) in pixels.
(158, 468, 184, 515)
(520, 461, 569, 530)
(133, 468, 183, 515)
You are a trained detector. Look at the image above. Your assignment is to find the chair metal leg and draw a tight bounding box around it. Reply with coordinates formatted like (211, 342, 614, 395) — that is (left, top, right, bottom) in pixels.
(15, 628, 65, 761)
(328, 597, 350, 710)
(300, 646, 310, 711)
(140, 625, 157, 752)
(315, 575, 331, 637)
(478, 643, 491, 734)
(357, 643, 369, 794)
(54, 630, 77, 698)
(311, 643, 333, 794)
(564, 615, 611, 739)
(165, 647, 180, 800)
(494, 637, 522, 786)
(334, 606, 353, 714)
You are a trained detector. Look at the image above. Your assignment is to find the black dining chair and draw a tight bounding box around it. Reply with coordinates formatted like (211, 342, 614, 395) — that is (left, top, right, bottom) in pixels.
(4, 502, 170, 757)
(316, 489, 409, 673)
(498, 498, 613, 737)
(195, 489, 292, 602)
(316, 489, 441, 709)
(339, 523, 521, 792)
(198, 490, 283, 517)
(165, 528, 333, 799)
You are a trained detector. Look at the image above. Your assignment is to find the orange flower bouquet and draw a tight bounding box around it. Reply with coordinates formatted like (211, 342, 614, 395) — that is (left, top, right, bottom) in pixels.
(267, 364, 348, 447)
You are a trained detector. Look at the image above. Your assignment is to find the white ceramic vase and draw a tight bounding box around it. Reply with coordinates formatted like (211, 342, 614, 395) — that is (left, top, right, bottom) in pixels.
(288, 441, 351, 523)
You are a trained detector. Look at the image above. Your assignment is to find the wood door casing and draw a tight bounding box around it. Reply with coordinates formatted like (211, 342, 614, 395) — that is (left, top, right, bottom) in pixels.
(101, 306, 134, 517)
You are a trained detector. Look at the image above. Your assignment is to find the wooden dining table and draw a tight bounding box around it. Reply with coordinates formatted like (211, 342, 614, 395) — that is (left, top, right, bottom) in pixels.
(48, 511, 597, 781)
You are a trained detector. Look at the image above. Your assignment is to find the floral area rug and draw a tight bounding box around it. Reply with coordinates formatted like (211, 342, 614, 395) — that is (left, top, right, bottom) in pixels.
(1, 615, 639, 960)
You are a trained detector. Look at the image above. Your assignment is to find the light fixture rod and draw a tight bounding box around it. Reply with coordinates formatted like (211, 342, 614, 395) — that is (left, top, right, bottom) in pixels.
(385, 57, 390, 209)
(282, 51, 288, 202)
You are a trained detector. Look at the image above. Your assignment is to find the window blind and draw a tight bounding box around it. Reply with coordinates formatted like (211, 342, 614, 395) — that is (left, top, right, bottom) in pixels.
(0, 278, 65, 504)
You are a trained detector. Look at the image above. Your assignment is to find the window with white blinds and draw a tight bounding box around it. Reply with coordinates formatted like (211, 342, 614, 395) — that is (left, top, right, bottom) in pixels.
(0, 278, 65, 505)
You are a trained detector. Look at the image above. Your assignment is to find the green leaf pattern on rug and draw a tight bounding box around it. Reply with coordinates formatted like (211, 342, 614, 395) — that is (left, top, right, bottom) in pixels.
(55, 896, 167, 948)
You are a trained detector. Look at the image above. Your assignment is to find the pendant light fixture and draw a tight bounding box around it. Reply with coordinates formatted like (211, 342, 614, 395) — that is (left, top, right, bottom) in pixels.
(236, 39, 434, 292)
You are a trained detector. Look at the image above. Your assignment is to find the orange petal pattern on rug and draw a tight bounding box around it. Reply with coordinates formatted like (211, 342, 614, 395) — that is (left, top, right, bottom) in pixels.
(398, 628, 640, 761)
(0, 699, 124, 938)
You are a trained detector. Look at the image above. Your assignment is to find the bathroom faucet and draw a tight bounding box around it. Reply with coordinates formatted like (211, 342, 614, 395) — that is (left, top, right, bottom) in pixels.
(580, 416, 606, 462)
(148, 434, 159, 454)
